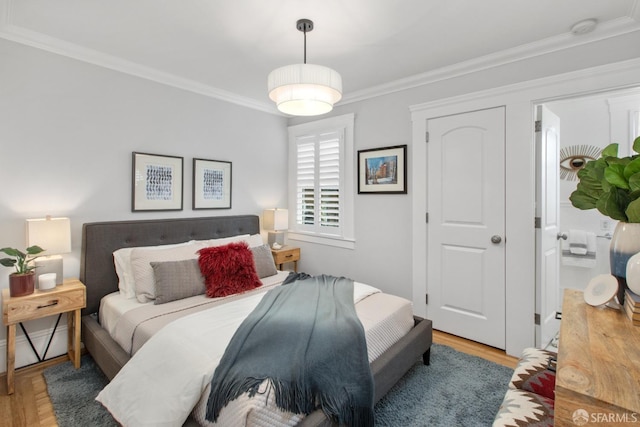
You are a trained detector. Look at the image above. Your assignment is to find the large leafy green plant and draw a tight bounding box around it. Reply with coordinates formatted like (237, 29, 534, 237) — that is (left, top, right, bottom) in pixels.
(570, 136, 640, 222)
(0, 246, 45, 275)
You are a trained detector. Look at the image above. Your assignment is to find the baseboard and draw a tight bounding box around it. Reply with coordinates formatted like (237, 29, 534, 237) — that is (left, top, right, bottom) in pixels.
(0, 325, 70, 374)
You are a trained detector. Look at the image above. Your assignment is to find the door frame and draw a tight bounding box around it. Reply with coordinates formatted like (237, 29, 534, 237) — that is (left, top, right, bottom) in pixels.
(410, 57, 640, 357)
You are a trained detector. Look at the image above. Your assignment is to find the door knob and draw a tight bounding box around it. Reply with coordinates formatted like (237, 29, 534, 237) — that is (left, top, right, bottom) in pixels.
(491, 235, 502, 244)
(557, 232, 568, 240)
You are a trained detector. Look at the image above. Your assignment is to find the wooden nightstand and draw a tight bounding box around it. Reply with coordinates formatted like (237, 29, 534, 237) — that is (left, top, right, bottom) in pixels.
(2, 278, 86, 394)
(271, 246, 301, 272)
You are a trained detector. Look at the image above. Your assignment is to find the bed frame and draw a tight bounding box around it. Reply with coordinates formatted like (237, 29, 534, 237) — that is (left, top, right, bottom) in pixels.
(79, 215, 432, 426)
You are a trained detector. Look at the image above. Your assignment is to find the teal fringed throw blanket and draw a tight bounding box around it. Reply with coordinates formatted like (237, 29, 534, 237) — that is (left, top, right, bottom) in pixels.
(205, 273, 374, 426)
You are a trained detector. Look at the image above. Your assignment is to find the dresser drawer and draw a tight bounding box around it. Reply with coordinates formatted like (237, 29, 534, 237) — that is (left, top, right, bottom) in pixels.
(3, 288, 85, 324)
(272, 247, 300, 264)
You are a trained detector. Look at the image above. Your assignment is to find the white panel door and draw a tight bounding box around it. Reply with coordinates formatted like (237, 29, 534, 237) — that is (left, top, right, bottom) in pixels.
(535, 105, 561, 348)
(427, 107, 506, 349)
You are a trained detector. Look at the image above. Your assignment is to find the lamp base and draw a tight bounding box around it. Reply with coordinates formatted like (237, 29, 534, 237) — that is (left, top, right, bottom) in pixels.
(34, 256, 63, 287)
(267, 231, 285, 248)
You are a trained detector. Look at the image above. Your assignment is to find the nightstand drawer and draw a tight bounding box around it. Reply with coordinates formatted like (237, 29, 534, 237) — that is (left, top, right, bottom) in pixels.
(272, 247, 300, 264)
(3, 288, 85, 325)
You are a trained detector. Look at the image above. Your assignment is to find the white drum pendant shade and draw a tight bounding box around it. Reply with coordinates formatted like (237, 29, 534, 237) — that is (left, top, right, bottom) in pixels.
(268, 63, 342, 116)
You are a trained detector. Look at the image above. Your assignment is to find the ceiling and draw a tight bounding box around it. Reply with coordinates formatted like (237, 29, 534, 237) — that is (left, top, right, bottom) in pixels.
(1, 0, 639, 114)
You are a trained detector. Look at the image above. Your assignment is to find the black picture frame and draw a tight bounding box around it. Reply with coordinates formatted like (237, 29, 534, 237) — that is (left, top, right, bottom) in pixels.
(192, 158, 232, 209)
(357, 144, 407, 194)
(132, 152, 184, 211)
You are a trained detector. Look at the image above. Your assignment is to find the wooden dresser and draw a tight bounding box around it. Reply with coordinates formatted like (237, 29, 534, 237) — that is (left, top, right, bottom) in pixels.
(555, 289, 640, 426)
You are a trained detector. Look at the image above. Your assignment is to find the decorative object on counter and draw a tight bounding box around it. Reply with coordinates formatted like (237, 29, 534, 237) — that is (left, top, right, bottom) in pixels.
(39, 272, 57, 291)
(609, 222, 640, 304)
(263, 208, 288, 248)
(570, 137, 640, 304)
(26, 216, 71, 286)
(626, 252, 640, 295)
(192, 158, 232, 209)
(268, 19, 342, 116)
(132, 152, 183, 212)
(358, 145, 407, 194)
(623, 287, 640, 326)
(583, 274, 620, 308)
(0, 245, 45, 297)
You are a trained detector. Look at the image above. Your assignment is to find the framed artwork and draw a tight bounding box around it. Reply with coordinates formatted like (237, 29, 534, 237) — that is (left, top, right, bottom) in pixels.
(357, 144, 407, 194)
(193, 158, 232, 209)
(132, 152, 183, 211)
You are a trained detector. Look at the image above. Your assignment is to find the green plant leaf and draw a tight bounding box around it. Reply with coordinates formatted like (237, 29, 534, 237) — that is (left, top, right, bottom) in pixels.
(1, 247, 22, 257)
(26, 245, 45, 255)
(626, 198, 640, 223)
(601, 143, 619, 158)
(633, 136, 640, 154)
(605, 164, 630, 189)
(569, 190, 598, 210)
(596, 189, 628, 221)
(629, 173, 640, 192)
(625, 157, 640, 180)
(0, 258, 17, 268)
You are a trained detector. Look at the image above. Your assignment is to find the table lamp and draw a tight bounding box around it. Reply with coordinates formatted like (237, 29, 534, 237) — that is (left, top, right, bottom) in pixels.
(263, 208, 288, 248)
(26, 216, 71, 286)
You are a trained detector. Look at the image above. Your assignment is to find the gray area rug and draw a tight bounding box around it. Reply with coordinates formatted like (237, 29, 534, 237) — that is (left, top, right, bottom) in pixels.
(45, 344, 512, 426)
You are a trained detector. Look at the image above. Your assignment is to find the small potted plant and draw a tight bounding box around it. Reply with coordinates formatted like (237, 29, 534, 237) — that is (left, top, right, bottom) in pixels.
(0, 246, 45, 297)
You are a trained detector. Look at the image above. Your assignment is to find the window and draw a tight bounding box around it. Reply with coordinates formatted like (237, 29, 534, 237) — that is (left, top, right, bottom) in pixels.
(288, 114, 355, 249)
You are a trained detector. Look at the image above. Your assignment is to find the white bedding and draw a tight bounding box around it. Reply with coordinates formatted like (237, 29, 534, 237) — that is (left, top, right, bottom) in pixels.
(100, 271, 290, 355)
(97, 279, 414, 427)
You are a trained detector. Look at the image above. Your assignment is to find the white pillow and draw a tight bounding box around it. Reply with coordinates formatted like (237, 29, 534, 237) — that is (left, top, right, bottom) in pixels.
(130, 241, 207, 303)
(113, 241, 191, 299)
(202, 234, 250, 248)
(246, 234, 265, 248)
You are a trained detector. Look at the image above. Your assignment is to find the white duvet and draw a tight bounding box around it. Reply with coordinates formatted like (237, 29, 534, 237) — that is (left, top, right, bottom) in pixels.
(96, 282, 382, 427)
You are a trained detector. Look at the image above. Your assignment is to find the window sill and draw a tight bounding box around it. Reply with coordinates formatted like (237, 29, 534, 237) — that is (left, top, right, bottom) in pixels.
(288, 232, 355, 250)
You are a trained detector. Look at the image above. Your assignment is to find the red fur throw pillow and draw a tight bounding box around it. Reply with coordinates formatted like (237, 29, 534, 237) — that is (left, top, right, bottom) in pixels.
(197, 241, 262, 297)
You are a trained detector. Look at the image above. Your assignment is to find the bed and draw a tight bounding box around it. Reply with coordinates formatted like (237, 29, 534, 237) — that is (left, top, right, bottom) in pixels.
(79, 215, 432, 426)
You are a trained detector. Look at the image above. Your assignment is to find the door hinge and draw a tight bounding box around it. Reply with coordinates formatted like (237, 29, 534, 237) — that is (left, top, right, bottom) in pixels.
(425, 131, 429, 143)
(425, 212, 429, 223)
(534, 217, 541, 229)
(425, 294, 429, 305)
(535, 120, 541, 132)
(534, 313, 541, 325)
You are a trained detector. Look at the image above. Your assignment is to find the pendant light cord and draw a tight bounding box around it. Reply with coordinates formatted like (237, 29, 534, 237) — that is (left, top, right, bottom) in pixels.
(303, 27, 307, 64)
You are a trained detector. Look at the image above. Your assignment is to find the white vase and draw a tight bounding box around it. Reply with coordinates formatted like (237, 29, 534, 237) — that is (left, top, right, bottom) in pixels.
(626, 252, 640, 295)
(610, 222, 640, 303)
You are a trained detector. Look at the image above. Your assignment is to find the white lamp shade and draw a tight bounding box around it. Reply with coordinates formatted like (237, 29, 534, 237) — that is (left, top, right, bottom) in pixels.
(268, 64, 342, 116)
(26, 217, 71, 255)
(263, 209, 289, 231)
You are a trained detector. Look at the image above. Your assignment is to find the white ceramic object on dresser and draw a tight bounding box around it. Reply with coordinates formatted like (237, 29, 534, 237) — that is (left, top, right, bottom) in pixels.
(626, 251, 640, 295)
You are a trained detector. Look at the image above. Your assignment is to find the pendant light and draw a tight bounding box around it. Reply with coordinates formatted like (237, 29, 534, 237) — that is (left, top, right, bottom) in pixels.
(268, 19, 342, 116)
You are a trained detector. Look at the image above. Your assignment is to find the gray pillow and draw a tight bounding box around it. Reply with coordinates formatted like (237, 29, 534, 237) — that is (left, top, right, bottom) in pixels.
(151, 259, 206, 304)
(251, 244, 278, 279)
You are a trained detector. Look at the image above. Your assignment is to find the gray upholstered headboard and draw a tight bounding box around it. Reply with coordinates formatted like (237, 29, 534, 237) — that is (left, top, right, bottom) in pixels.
(80, 215, 260, 316)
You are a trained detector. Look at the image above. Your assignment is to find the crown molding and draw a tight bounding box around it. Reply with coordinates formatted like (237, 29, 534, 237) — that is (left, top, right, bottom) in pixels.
(0, 0, 279, 115)
(342, 14, 640, 105)
(409, 56, 640, 114)
(1, 0, 639, 113)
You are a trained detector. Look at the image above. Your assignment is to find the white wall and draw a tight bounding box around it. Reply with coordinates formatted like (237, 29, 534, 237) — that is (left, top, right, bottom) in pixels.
(290, 31, 640, 299)
(0, 38, 288, 368)
(1, 25, 640, 368)
(289, 30, 640, 356)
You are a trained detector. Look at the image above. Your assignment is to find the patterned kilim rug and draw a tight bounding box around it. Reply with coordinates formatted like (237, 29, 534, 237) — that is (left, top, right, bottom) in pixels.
(44, 343, 513, 426)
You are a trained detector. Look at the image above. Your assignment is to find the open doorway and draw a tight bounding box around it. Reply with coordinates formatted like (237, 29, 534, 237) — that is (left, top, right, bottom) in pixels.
(535, 88, 640, 348)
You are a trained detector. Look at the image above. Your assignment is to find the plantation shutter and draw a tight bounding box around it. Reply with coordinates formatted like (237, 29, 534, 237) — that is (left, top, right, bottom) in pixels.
(319, 131, 340, 228)
(296, 136, 316, 226)
(294, 130, 343, 235)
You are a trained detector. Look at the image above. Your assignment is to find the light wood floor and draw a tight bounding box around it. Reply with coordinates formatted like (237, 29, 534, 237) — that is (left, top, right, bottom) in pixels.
(0, 331, 519, 427)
